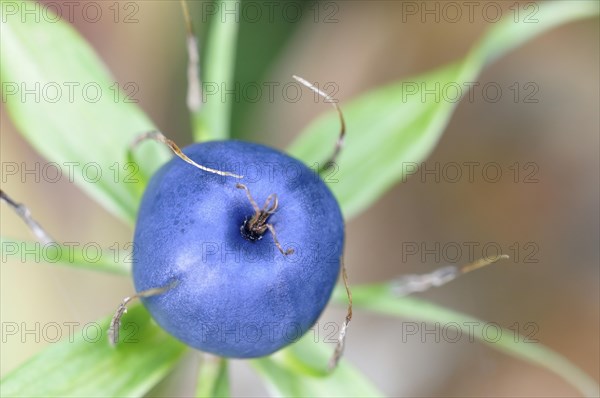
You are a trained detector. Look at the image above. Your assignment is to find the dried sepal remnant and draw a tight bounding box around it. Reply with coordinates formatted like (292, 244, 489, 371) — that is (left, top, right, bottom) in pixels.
(460, 254, 509, 274)
(180, 0, 202, 112)
(130, 130, 243, 178)
(293, 75, 346, 172)
(108, 283, 176, 346)
(391, 254, 510, 296)
(236, 183, 294, 256)
(329, 258, 353, 371)
(0, 189, 54, 244)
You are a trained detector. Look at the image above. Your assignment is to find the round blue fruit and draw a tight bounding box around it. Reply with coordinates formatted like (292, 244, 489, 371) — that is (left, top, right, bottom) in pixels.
(132, 140, 344, 357)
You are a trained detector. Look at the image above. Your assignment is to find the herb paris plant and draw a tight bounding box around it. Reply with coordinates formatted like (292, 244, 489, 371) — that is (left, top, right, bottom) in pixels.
(1, 1, 599, 397)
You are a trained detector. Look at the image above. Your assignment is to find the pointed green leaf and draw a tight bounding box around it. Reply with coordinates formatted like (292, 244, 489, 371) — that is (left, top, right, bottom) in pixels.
(288, 1, 599, 219)
(0, 305, 187, 397)
(193, 1, 240, 141)
(250, 335, 384, 397)
(196, 356, 230, 398)
(0, 237, 131, 275)
(1, 1, 170, 225)
(332, 285, 600, 398)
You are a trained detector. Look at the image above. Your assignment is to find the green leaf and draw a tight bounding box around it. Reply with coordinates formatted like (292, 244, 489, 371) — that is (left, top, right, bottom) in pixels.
(231, 2, 311, 140)
(288, 1, 599, 219)
(196, 356, 230, 398)
(0, 305, 187, 397)
(469, 0, 600, 67)
(193, 0, 240, 141)
(0, 237, 131, 275)
(1, 1, 170, 225)
(250, 335, 384, 397)
(332, 285, 600, 398)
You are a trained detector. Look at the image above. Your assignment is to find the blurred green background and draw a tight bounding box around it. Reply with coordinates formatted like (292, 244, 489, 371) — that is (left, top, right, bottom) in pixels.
(1, 1, 598, 396)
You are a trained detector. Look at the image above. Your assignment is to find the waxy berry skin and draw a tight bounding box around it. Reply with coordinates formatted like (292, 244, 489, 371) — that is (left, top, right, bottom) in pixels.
(132, 140, 344, 357)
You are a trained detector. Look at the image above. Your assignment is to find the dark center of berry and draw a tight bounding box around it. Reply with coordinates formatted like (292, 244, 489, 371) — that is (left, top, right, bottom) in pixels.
(240, 216, 265, 242)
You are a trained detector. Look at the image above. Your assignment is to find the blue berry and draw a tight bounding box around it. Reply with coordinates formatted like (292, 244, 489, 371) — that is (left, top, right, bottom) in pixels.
(132, 140, 344, 357)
